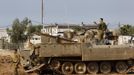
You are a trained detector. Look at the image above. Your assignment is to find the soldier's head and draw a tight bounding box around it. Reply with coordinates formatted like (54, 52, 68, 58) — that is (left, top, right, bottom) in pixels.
(100, 18, 104, 22)
(14, 49, 18, 53)
(100, 18, 103, 21)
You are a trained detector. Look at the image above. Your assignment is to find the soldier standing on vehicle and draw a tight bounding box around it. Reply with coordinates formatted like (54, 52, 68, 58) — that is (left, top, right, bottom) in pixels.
(96, 18, 107, 42)
(98, 18, 107, 31)
(13, 49, 21, 75)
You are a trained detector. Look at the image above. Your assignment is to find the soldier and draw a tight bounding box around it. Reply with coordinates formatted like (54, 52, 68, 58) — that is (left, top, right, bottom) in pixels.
(96, 18, 107, 43)
(13, 49, 21, 75)
(98, 18, 107, 31)
(29, 44, 40, 66)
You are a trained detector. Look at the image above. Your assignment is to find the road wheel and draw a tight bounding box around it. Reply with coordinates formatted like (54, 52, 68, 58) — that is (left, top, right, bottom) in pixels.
(50, 60, 60, 69)
(74, 62, 86, 74)
(61, 62, 73, 74)
(87, 62, 99, 74)
(100, 62, 111, 74)
(116, 61, 128, 73)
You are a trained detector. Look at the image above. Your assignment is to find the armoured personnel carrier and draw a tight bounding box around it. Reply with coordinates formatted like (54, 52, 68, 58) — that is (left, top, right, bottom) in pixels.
(24, 33, 134, 74)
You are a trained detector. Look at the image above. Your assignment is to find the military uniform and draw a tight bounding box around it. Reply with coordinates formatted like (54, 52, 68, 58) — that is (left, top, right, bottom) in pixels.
(98, 20, 107, 31)
(29, 44, 40, 66)
(13, 50, 21, 75)
(97, 18, 107, 42)
(97, 30, 104, 41)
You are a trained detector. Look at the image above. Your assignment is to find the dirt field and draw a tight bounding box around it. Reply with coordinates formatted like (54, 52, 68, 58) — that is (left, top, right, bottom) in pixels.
(0, 50, 37, 75)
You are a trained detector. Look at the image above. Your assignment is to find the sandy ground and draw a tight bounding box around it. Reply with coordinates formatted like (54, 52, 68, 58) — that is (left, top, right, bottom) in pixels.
(0, 50, 38, 75)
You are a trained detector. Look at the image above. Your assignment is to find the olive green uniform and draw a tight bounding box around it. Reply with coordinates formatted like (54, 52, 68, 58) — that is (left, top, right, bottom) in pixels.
(13, 52, 21, 75)
(30, 45, 40, 66)
(98, 21, 107, 31)
(97, 19, 107, 41)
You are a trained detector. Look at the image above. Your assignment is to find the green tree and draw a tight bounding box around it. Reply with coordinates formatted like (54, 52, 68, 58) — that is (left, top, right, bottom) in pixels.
(27, 24, 43, 36)
(10, 18, 27, 43)
(7, 18, 43, 44)
(35, 25, 43, 33)
(21, 17, 31, 31)
(6, 28, 12, 36)
(21, 17, 30, 26)
(120, 24, 134, 35)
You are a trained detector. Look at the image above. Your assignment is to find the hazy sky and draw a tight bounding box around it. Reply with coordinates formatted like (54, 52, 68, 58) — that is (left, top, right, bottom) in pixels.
(0, 0, 134, 28)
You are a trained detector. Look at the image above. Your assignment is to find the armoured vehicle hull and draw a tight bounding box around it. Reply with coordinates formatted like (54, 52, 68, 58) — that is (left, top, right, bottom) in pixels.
(39, 44, 134, 61)
(37, 43, 134, 74)
(23, 34, 134, 74)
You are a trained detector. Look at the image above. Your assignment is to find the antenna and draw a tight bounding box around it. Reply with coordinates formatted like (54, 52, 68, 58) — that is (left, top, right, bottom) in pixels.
(41, 0, 44, 24)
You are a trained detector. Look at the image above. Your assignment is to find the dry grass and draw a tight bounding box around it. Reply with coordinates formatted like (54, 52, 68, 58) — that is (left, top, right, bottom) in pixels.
(0, 51, 38, 75)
